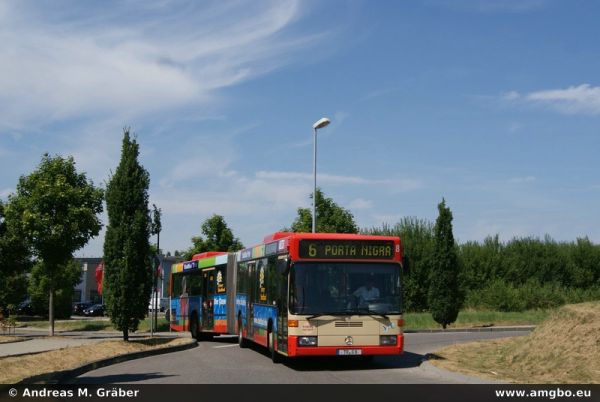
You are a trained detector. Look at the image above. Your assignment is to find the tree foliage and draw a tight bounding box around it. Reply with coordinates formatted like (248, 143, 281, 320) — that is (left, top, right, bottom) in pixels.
(288, 188, 358, 233)
(460, 235, 600, 311)
(0, 200, 31, 310)
(428, 199, 460, 329)
(182, 214, 243, 260)
(29, 259, 81, 319)
(367, 211, 600, 313)
(5, 154, 103, 334)
(103, 130, 152, 341)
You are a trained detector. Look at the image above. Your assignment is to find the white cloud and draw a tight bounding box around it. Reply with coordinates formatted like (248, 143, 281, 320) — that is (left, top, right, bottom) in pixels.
(0, 1, 317, 130)
(504, 84, 600, 115)
(255, 170, 423, 191)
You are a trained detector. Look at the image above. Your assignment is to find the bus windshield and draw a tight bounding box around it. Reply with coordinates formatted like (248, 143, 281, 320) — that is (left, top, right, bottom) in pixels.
(289, 262, 402, 315)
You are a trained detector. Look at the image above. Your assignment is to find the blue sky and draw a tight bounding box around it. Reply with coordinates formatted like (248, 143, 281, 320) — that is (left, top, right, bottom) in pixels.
(1, 0, 599, 257)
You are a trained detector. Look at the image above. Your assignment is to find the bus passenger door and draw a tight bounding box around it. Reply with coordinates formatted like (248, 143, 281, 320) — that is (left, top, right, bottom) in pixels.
(247, 262, 256, 338)
(202, 268, 215, 330)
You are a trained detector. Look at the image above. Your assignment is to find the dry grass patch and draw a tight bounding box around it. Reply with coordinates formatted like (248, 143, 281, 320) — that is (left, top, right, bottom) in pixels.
(0, 337, 191, 384)
(430, 301, 600, 384)
(0, 336, 24, 344)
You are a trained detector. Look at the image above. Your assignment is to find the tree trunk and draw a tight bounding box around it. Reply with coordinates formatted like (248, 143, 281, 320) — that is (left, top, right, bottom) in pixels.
(123, 329, 129, 342)
(49, 288, 55, 337)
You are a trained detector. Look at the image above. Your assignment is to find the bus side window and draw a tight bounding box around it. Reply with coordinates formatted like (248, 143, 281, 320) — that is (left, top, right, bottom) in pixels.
(237, 262, 248, 295)
(189, 273, 202, 296)
(181, 276, 188, 297)
(266, 256, 278, 305)
(257, 259, 267, 302)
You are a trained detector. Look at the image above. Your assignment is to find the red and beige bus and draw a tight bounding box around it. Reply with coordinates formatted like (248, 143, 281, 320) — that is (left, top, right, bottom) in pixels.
(170, 232, 405, 362)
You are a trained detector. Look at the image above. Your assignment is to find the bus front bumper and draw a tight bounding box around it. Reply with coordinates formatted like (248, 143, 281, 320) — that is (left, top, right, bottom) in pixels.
(287, 335, 404, 357)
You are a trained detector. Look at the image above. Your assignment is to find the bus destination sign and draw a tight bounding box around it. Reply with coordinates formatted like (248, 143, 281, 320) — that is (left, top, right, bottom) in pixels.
(299, 239, 395, 260)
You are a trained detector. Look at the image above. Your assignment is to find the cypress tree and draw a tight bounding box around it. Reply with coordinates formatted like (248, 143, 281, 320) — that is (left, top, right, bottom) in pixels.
(428, 199, 460, 329)
(103, 129, 152, 341)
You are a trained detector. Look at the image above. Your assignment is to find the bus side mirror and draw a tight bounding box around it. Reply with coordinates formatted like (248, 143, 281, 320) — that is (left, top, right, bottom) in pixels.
(402, 256, 410, 275)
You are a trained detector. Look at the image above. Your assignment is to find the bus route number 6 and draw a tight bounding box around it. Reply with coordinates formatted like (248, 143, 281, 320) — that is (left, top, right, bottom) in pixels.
(309, 243, 317, 257)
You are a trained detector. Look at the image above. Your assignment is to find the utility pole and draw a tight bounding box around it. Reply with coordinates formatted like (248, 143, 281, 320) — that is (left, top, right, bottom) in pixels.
(150, 204, 162, 336)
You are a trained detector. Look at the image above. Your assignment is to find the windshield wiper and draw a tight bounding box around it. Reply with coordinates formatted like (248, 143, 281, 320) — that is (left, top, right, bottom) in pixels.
(355, 307, 389, 320)
(306, 311, 353, 320)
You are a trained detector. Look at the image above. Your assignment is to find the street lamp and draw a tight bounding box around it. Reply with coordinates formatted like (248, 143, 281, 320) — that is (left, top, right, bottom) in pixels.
(312, 117, 330, 233)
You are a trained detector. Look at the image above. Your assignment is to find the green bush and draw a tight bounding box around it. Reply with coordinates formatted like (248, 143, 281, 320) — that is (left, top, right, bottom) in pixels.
(465, 280, 600, 312)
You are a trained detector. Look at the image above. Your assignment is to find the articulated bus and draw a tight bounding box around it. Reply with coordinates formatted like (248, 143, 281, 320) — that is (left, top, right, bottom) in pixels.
(169, 232, 405, 362)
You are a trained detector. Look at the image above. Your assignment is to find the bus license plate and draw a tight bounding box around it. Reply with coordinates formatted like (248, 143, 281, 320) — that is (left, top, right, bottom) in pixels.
(337, 349, 362, 356)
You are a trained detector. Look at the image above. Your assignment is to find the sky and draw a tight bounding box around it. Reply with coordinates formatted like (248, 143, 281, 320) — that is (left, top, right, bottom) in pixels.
(1, 0, 599, 257)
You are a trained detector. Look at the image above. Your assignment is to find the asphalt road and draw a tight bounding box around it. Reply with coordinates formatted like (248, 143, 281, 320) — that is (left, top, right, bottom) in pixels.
(71, 330, 529, 384)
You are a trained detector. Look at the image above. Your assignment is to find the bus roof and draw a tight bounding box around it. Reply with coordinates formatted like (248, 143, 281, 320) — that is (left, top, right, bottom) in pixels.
(172, 251, 229, 274)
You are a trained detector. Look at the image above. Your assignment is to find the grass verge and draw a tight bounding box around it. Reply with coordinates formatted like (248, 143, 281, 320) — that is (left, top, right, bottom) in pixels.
(429, 301, 600, 383)
(20, 310, 545, 332)
(0, 336, 23, 344)
(0, 337, 191, 384)
(20, 317, 170, 332)
(404, 309, 549, 330)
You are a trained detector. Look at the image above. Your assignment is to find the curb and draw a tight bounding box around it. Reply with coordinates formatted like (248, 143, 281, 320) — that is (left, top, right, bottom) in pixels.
(16, 339, 197, 384)
(0, 338, 29, 345)
(405, 325, 535, 333)
(419, 359, 508, 384)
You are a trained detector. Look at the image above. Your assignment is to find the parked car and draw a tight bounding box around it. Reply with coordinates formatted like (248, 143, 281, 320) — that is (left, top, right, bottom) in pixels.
(73, 302, 93, 316)
(83, 304, 106, 317)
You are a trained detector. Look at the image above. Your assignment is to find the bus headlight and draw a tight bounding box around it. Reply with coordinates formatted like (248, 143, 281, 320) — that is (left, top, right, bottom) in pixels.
(379, 335, 397, 345)
(297, 336, 318, 346)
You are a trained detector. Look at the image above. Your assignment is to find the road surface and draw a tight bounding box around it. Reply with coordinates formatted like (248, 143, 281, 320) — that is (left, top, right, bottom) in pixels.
(71, 330, 528, 384)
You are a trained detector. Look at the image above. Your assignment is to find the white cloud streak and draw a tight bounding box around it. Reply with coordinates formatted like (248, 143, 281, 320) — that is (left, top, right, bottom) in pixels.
(504, 84, 600, 115)
(255, 170, 423, 191)
(0, 0, 316, 130)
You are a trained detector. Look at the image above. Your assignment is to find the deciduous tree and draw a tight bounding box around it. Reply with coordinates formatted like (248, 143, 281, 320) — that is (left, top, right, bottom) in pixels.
(0, 201, 31, 311)
(5, 154, 103, 335)
(29, 259, 81, 318)
(288, 188, 358, 233)
(183, 214, 243, 260)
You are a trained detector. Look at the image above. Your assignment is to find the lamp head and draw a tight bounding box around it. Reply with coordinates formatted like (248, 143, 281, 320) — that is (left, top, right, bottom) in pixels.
(313, 117, 331, 130)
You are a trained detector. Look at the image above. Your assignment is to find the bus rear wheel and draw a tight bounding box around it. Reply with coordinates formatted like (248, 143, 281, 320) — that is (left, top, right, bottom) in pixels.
(238, 317, 248, 348)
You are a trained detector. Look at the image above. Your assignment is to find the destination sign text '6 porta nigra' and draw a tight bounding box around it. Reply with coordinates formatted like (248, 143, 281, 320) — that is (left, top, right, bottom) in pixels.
(298, 240, 396, 260)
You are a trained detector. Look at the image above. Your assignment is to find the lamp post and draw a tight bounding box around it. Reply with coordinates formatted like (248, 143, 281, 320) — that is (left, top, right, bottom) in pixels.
(312, 117, 330, 233)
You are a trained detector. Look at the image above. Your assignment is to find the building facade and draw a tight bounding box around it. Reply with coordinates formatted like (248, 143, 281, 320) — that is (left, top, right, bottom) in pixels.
(74, 255, 183, 305)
